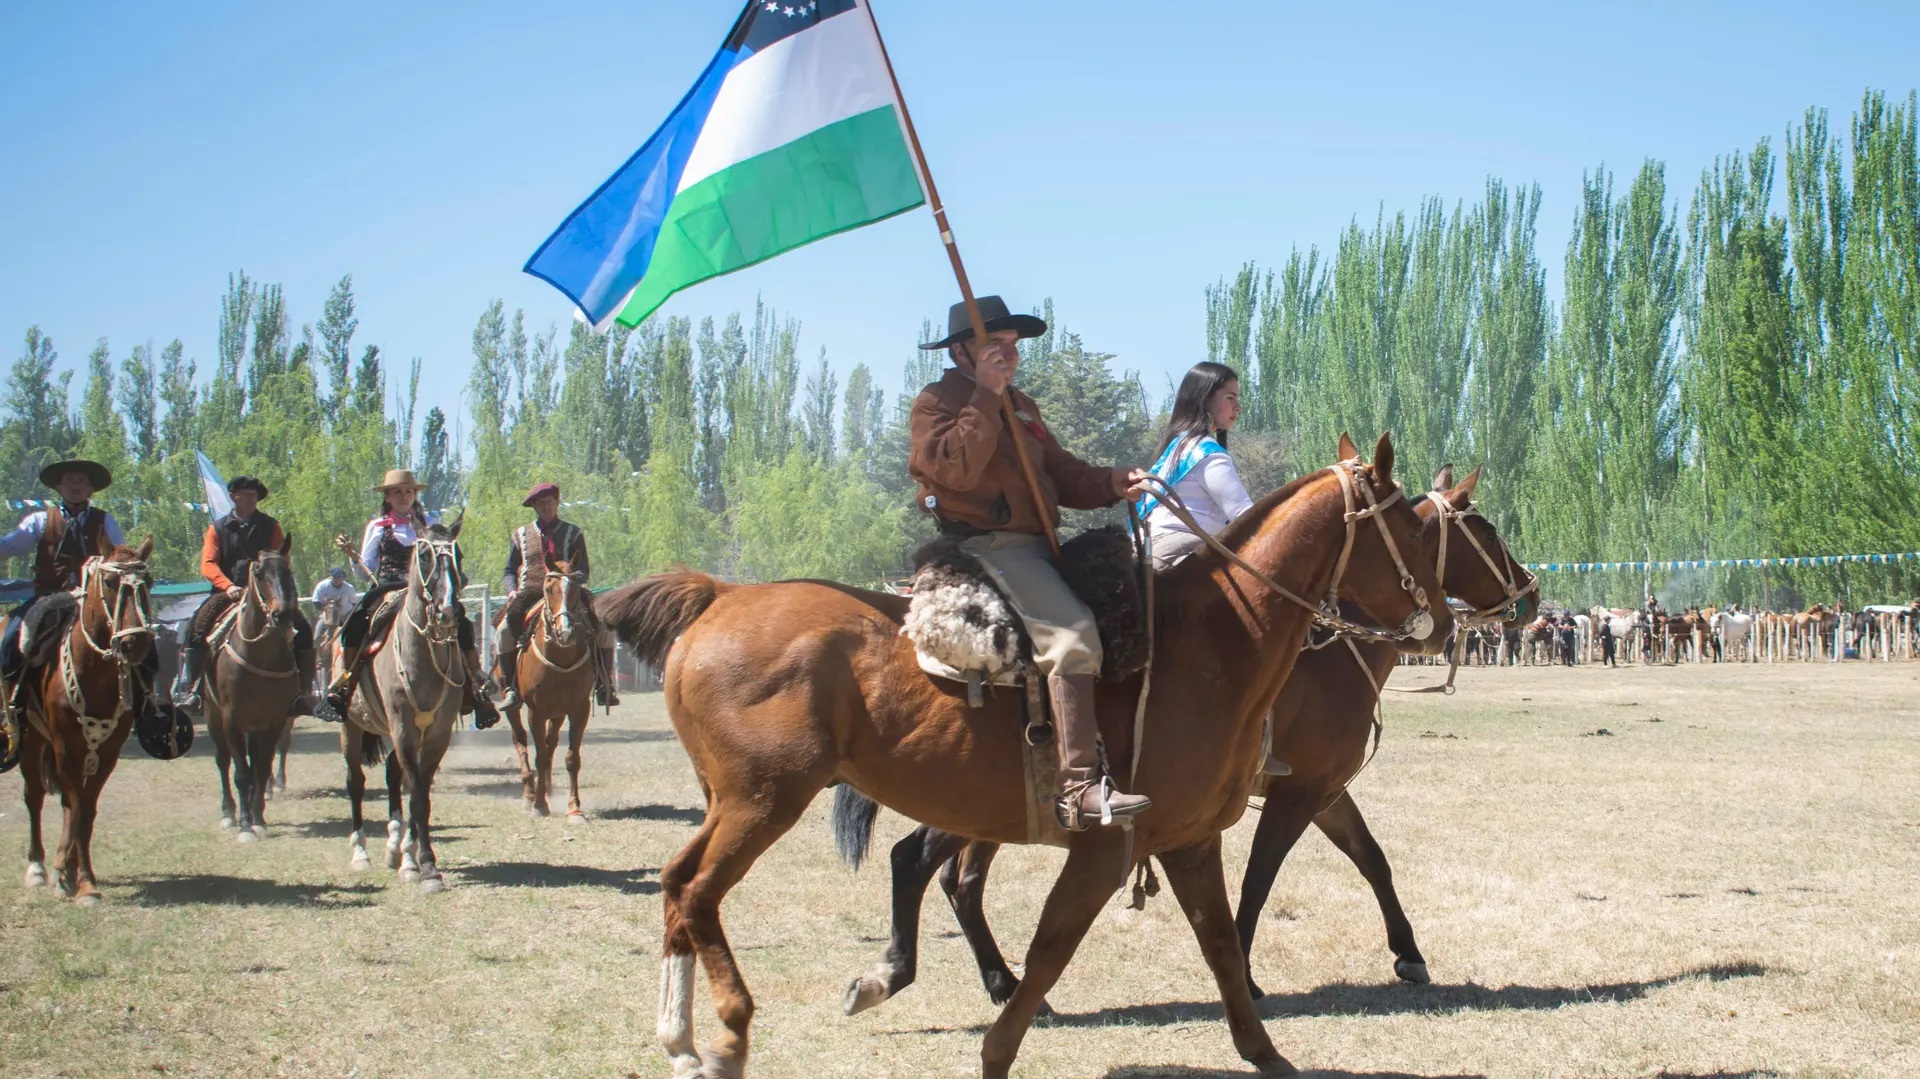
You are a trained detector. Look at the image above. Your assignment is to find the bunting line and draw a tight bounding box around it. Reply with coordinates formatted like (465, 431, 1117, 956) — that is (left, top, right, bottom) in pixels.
(1524, 552, 1920, 573)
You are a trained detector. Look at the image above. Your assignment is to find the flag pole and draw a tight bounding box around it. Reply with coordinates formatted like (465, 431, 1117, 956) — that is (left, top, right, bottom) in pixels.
(865, 2, 1064, 560)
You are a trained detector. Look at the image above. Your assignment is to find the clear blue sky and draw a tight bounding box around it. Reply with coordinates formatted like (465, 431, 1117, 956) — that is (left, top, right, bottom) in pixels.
(4, 1, 1916, 446)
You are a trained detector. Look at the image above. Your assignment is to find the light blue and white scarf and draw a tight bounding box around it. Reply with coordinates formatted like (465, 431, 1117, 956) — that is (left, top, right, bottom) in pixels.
(1137, 434, 1226, 520)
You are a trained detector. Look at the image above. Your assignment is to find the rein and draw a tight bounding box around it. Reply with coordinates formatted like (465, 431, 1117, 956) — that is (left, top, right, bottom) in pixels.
(388, 539, 465, 716)
(59, 556, 157, 776)
(1421, 492, 1537, 626)
(206, 565, 299, 711)
(529, 573, 593, 674)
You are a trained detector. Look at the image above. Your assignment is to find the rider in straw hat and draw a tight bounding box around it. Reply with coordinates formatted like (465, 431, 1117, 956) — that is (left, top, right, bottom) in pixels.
(314, 468, 499, 729)
(494, 481, 619, 710)
(0, 460, 168, 768)
(172, 475, 319, 716)
(910, 296, 1153, 831)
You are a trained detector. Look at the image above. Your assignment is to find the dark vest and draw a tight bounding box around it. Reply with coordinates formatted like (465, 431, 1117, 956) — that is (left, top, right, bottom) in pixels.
(215, 511, 281, 589)
(374, 525, 415, 585)
(35, 505, 112, 595)
(512, 519, 583, 588)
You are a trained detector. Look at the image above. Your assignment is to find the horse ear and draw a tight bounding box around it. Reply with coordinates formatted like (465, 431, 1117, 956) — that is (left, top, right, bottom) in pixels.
(136, 536, 154, 561)
(1372, 432, 1395, 483)
(447, 509, 465, 540)
(1431, 464, 1455, 491)
(1337, 432, 1359, 460)
(1447, 465, 1483, 509)
(280, 531, 294, 555)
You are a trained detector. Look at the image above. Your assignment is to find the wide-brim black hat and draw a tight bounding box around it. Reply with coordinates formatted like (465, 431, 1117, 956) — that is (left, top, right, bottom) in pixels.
(228, 475, 269, 500)
(918, 295, 1048, 350)
(38, 459, 112, 491)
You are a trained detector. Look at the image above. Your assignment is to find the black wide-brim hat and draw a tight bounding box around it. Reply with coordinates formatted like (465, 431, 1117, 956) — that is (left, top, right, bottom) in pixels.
(228, 475, 269, 500)
(38, 459, 112, 491)
(918, 295, 1048, 350)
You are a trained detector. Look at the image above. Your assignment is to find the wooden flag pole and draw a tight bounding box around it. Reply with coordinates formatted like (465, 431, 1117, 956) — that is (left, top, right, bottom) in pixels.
(865, 3, 1063, 559)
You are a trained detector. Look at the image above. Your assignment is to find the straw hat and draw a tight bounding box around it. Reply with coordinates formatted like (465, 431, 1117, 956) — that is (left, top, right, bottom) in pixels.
(371, 468, 426, 493)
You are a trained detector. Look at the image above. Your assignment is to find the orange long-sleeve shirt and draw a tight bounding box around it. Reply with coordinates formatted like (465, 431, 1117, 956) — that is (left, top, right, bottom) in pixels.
(201, 518, 286, 592)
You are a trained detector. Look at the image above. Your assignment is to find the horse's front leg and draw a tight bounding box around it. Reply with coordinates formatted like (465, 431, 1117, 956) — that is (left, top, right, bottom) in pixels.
(504, 699, 534, 809)
(407, 721, 452, 893)
(211, 712, 237, 830)
(385, 746, 407, 872)
(843, 824, 968, 1015)
(532, 715, 559, 817)
(343, 728, 371, 870)
(1160, 836, 1296, 1076)
(1313, 789, 1427, 983)
(563, 707, 587, 822)
(1235, 789, 1316, 999)
(22, 731, 48, 887)
(980, 830, 1129, 1079)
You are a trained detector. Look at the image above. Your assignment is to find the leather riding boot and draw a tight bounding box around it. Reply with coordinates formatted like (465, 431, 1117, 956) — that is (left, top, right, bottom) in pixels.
(494, 622, 520, 708)
(595, 645, 620, 707)
(1049, 672, 1150, 831)
(291, 647, 317, 716)
(316, 658, 359, 723)
(463, 647, 501, 730)
(174, 640, 208, 712)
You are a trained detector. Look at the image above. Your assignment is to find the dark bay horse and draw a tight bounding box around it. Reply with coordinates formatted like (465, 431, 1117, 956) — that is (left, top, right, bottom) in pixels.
(600, 436, 1450, 1079)
(837, 465, 1538, 1012)
(338, 520, 467, 892)
(204, 542, 303, 841)
(12, 532, 157, 903)
(500, 559, 596, 820)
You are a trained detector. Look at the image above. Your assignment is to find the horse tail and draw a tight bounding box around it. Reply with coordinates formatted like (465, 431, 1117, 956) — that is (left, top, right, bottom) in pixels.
(831, 784, 879, 871)
(597, 571, 727, 669)
(361, 735, 388, 769)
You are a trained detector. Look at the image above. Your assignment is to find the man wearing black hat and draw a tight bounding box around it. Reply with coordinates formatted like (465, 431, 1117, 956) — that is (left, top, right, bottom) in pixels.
(495, 482, 617, 708)
(173, 476, 318, 716)
(0, 460, 136, 764)
(909, 296, 1152, 831)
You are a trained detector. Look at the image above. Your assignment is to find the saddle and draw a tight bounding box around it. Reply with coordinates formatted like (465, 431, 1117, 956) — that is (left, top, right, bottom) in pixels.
(15, 592, 78, 670)
(357, 592, 407, 666)
(902, 526, 1150, 691)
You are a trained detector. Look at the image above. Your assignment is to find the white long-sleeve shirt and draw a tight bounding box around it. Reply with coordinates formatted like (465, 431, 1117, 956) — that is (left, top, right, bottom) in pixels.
(0, 505, 126, 559)
(358, 511, 441, 582)
(1144, 449, 1254, 539)
(311, 578, 358, 619)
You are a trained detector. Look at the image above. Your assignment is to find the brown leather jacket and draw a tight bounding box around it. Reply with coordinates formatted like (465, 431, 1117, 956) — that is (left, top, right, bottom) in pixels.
(908, 367, 1118, 534)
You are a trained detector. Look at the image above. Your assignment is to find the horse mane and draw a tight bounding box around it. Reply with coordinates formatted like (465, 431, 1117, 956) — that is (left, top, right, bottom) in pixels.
(599, 570, 732, 668)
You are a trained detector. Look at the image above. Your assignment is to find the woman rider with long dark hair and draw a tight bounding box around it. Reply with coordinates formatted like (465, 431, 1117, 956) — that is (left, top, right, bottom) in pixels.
(314, 469, 499, 729)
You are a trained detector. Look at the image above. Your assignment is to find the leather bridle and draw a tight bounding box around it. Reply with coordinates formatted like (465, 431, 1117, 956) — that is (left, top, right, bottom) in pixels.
(1421, 492, 1538, 626)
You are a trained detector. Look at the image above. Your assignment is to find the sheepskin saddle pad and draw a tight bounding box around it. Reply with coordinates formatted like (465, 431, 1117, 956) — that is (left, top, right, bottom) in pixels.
(902, 526, 1149, 685)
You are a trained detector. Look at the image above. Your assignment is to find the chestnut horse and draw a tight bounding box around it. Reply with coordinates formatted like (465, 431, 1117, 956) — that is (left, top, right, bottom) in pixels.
(836, 466, 1538, 1012)
(12, 532, 158, 903)
(204, 542, 303, 840)
(600, 436, 1450, 1079)
(500, 559, 596, 820)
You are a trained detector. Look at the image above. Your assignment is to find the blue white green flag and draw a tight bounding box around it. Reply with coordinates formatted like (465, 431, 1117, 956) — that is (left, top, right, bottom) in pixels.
(526, 0, 926, 329)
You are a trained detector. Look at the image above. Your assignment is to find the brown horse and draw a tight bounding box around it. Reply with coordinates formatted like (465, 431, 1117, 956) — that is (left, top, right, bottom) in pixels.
(500, 559, 596, 820)
(11, 530, 157, 903)
(836, 466, 1538, 1012)
(600, 435, 1449, 1079)
(204, 542, 303, 841)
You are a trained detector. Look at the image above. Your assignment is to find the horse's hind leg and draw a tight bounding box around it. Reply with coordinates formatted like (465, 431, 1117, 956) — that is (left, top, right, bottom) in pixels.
(563, 707, 588, 822)
(22, 732, 48, 887)
(843, 824, 968, 1015)
(660, 787, 813, 1079)
(1159, 836, 1295, 1077)
(980, 831, 1130, 1079)
(1234, 791, 1316, 999)
(942, 841, 1022, 1006)
(1314, 789, 1426, 983)
(271, 722, 291, 797)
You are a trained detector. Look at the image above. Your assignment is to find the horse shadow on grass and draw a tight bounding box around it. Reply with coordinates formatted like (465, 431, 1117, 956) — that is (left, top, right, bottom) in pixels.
(126, 874, 383, 908)
(596, 802, 706, 824)
(903, 962, 1771, 1035)
(453, 860, 660, 895)
(1105, 1069, 1486, 1079)
(277, 820, 473, 841)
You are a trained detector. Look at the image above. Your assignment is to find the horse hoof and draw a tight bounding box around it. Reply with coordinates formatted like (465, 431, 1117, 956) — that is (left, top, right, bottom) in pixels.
(1394, 959, 1430, 984)
(219, 817, 235, 829)
(1254, 1054, 1298, 1077)
(1247, 978, 1266, 1001)
(420, 876, 445, 894)
(236, 829, 258, 845)
(25, 863, 47, 888)
(251, 825, 269, 840)
(531, 804, 550, 818)
(73, 892, 102, 908)
(350, 853, 371, 871)
(842, 975, 890, 1016)
(398, 868, 420, 883)
(386, 849, 403, 870)
(566, 811, 588, 826)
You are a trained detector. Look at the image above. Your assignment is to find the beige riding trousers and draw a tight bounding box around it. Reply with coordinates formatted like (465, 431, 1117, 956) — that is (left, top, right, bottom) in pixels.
(959, 531, 1102, 678)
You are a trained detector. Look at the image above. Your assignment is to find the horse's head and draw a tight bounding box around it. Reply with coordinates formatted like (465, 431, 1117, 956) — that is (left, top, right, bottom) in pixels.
(252, 534, 299, 632)
(411, 524, 466, 638)
(90, 537, 156, 664)
(1330, 433, 1453, 655)
(1420, 464, 1538, 631)
(542, 558, 588, 648)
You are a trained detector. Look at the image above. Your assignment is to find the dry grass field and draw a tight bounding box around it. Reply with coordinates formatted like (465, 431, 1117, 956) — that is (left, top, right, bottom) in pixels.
(2, 661, 1917, 1079)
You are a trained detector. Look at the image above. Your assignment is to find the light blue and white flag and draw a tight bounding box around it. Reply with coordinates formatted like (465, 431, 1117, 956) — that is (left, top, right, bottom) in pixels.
(196, 451, 233, 522)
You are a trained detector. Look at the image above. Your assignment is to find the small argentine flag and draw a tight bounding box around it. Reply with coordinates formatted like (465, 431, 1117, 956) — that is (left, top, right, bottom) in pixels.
(526, 0, 926, 329)
(196, 450, 233, 522)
